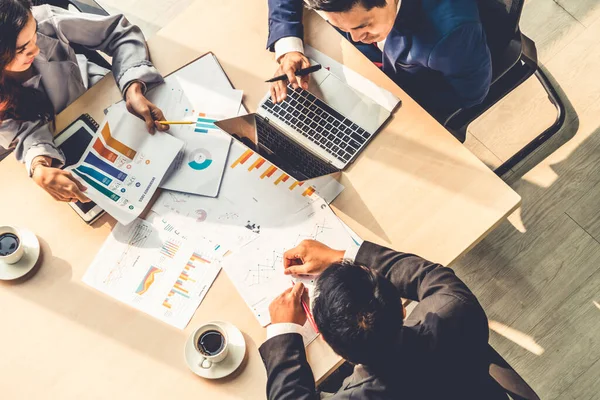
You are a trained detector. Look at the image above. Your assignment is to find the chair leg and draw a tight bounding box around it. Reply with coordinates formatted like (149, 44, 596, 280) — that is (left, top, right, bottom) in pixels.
(493, 67, 567, 176)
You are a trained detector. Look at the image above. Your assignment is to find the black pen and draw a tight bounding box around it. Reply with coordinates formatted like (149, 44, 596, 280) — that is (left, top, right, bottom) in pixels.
(265, 64, 322, 83)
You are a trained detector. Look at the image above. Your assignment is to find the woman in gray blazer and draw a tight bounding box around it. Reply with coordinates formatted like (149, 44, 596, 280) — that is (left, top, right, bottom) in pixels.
(0, 0, 169, 202)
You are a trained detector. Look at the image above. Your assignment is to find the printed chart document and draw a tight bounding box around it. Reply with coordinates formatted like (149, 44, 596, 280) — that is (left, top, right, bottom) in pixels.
(82, 217, 223, 329)
(144, 54, 242, 197)
(69, 103, 183, 225)
(152, 140, 333, 251)
(221, 199, 356, 330)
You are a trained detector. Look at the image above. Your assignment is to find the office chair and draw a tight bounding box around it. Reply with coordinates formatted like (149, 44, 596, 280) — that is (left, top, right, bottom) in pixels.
(33, 0, 112, 70)
(488, 344, 540, 400)
(443, 0, 566, 176)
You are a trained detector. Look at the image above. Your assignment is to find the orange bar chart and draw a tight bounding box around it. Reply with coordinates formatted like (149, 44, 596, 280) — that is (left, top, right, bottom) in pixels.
(302, 187, 316, 197)
(289, 181, 305, 190)
(274, 173, 289, 185)
(248, 157, 266, 172)
(260, 165, 278, 179)
(231, 149, 253, 168)
(93, 139, 118, 163)
(100, 123, 137, 159)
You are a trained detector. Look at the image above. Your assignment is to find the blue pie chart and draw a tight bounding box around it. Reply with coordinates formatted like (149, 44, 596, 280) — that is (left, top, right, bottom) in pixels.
(188, 149, 213, 170)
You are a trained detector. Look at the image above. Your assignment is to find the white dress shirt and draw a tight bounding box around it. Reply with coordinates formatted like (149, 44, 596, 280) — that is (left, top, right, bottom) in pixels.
(274, 0, 402, 61)
(266, 241, 361, 340)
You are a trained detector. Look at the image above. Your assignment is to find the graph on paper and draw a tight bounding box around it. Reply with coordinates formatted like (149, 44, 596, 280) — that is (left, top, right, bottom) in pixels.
(221, 199, 355, 327)
(68, 103, 183, 225)
(82, 217, 223, 329)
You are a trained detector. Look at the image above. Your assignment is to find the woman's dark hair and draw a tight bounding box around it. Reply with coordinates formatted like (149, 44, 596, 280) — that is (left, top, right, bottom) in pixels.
(0, 0, 53, 122)
(313, 261, 403, 368)
(305, 0, 388, 13)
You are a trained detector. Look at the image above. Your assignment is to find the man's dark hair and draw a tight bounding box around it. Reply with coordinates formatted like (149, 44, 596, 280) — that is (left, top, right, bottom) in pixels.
(313, 261, 403, 367)
(305, 0, 388, 13)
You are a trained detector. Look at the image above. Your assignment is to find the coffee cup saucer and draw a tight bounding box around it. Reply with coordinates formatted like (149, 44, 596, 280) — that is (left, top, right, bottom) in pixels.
(184, 321, 246, 379)
(0, 228, 40, 281)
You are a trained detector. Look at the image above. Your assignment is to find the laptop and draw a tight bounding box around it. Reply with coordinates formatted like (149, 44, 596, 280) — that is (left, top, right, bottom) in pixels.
(216, 66, 395, 181)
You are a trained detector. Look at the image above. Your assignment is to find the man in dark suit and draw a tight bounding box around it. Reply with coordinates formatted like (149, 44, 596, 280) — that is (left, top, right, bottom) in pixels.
(267, 0, 492, 121)
(259, 240, 508, 399)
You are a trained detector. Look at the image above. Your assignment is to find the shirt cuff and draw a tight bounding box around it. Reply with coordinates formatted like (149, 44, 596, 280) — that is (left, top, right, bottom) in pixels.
(274, 37, 305, 62)
(25, 143, 66, 177)
(117, 62, 164, 98)
(344, 242, 361, 262)
(266, 323, 304, 340)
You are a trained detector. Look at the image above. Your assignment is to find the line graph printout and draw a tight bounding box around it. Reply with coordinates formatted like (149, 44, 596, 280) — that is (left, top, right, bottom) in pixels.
(221, 199, 356, 336)
(83, 218, 222, 329)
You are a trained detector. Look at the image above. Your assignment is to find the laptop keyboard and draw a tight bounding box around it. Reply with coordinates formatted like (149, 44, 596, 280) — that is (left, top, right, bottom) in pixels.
(261, 85, 372, 164)
(255, 116, 338, 180)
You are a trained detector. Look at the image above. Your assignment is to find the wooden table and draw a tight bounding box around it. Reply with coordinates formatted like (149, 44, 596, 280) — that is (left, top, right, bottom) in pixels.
(0, 0, 520, 399)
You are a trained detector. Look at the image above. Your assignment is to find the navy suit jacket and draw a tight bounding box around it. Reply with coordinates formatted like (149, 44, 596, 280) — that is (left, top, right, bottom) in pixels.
(267, 0, 492, 118)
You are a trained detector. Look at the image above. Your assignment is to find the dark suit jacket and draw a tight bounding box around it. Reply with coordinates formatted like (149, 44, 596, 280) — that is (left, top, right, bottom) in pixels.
(259, 242, 508, 399)
(267, 0, 492, 118)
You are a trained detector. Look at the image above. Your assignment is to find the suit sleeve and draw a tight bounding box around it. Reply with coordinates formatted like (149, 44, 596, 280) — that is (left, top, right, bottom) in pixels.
(355, 241, 479, 305)
(427, 22, 492, 109)
(355, 241, 489, 349)
(267, 0, 305, 51)
(259, 333, 319, 400)
(37, 5, 164, 94)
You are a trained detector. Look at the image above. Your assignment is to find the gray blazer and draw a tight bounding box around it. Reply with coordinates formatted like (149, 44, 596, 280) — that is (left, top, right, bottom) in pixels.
(0, 5, 164, 173)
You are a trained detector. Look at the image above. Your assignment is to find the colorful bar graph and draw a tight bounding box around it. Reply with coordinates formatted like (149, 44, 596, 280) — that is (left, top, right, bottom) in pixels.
(101, 123, 137, 159)
(302, 187, 316, 197)
(274, 173, 290, 185)
(260, 165, 278, 179)
(73, 170, 120, 201)
(160, 240, 180, 258)
(76, 165, 112, 186)
(231, 149, 254, 168)
(83, 152, 127, 181)
(196, 122, 215, 129)
(194, 128, 209, 133)
(190, 252, 211, 264)
(248, 157, 266, 172)
(93, 139, 118, 162)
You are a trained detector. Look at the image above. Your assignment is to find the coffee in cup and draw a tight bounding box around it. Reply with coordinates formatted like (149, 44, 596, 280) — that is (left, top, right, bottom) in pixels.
(193, 323, 229, 369)
(0, 226, 24, 265)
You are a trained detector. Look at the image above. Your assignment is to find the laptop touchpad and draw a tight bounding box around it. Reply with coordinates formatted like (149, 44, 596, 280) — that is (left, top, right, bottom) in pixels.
(316, 74, 387, 133)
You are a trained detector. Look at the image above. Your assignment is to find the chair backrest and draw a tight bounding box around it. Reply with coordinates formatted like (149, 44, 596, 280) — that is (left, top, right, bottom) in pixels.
(487, 345, 541, 400)
(476, 0, 525, 54)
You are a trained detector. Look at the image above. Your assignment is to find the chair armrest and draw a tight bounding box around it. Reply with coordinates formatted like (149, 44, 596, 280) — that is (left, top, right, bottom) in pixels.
(68, 0, 109, 16)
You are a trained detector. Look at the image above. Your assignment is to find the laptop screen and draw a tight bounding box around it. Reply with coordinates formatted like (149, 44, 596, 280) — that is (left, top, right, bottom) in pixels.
(216, 114, 337, 181)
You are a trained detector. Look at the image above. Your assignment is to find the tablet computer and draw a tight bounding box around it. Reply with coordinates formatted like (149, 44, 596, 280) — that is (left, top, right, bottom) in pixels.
(54, 115, 105, 224)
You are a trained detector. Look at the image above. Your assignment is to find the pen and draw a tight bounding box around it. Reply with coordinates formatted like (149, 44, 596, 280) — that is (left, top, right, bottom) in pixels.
(266, 64, 322, 83)
(156, 121, 195, 125)
(291, 281, 319, 334)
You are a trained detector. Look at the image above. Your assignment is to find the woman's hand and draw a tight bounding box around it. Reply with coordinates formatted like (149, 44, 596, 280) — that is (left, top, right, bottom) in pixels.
(125, 81, 170, 133)
(32, 164, 90, 203)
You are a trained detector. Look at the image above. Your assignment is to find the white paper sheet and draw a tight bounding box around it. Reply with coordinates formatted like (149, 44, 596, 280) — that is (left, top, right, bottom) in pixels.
(221, 199, 355, 329)
(305, 45, 401, 113)
(68, 103, 183, 225)
(82, 217, 223, 329)
(160, 130, 232, 197)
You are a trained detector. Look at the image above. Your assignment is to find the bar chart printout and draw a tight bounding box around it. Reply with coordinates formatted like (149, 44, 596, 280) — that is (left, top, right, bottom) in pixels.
(83, 217, 222, 329)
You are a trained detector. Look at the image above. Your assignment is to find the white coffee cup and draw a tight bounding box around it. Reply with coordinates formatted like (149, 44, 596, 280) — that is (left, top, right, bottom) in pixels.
(193, 323, 229, 369)
(0, 226, 25, 265)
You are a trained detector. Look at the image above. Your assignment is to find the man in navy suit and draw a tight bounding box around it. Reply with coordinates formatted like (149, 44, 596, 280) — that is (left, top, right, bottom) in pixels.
(267, 0, 492, 122)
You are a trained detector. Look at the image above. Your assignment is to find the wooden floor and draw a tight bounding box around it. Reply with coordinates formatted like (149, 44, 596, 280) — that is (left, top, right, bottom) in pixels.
(97, 0, 600, 398)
